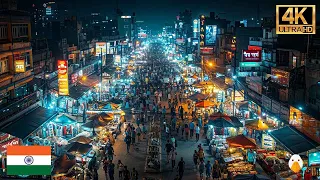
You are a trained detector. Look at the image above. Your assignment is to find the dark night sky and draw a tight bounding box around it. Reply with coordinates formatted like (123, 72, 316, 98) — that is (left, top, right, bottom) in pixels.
(19, 0, 319, 31)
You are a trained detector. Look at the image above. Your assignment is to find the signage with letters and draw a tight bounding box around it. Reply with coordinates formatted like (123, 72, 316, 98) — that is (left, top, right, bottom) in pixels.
(242, 50, 261, 62)
(0, 138, 20, 153)
(199, 15, 205, 48)
(262, 134, 274, 150)
(240, 62, 261, 67)
(95, 42, 106, 56)
(276, 5, 316, 34)
(14, 59, 25, 73)
(262, 95, 272, 111)
(57, 60, 69, 96)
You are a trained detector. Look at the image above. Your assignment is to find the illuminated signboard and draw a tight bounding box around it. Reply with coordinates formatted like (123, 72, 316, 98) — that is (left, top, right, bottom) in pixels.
(57, 60, 69, 96)
(231, 37, 236, 51)
(114, 55, 121, 63)
(240, 62, 261, 67)
(242, 50, 261, 62)
(95, 42, 106, 56)
(199, 15, 205, 47)
(193, 19, 199, 38)
(308, 151, 320, 166)
(121, 16, 131, 18)
(271, 67, 289, 87)
(14, 59, 25, 73)
(46, 6, 52, 15)
(205, 25, 217, 45)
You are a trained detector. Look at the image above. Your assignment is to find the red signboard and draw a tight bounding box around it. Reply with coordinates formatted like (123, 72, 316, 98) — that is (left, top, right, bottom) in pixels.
(200, 47, 214, 55)
(0, 138, 20, 153)
(57, 60, 69, 96)
(242, 50, 261, 62)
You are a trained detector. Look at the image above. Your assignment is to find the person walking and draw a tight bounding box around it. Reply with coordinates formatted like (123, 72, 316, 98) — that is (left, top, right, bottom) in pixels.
(193, 150, 199, 168)
(212, 160, 222, 180)
(108, 161, 115, 180)
(199, 160, 205, 180)
(117, 160, 124, 179)
(184, 123, 189, 141)
(189, 121, 195, 138)
(165, 140, 173, 164)
(177, 157, 185, 180)
(103, 158, 109, 179)
(195, 124, 200, 142)
(124, 135, 131, 153)
(123, 166, 131, 180)
(106, 144, 115, 161)
(205, 160, 212, 179)
(136, 125, 142, 142)
(198, 147, 205, 162)
(165, 125, 170, 139)
(131, 167, 139, 180)
(171, 148, 177, 170)
(142, 123, 147, 139)
(131, 128, 136, 145)
(171, 136, 177, 148)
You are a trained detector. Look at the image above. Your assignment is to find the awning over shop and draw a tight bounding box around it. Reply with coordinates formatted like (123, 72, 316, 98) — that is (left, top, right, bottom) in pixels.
(269, 126, 319, 154)
(52, 114, 77, 126)
(68, 84, 91, 100)
(0, 106, 57, 140)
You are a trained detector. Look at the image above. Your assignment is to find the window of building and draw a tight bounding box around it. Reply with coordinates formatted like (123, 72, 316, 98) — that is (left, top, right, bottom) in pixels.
(292, 56, 297, 68)
(12, 24, 28, 38)
(124, 25, 129, 28)
(0, 25, 8, 39)
(0, 57, 9, 74)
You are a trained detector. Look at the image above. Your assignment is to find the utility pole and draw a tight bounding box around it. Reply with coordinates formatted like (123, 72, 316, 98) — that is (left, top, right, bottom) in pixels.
(232, 39, 237, 116)
(100, 48, 103, 101)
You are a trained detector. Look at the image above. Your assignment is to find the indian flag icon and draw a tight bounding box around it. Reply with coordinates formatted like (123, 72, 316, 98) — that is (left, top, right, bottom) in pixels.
(7, 146, 51, 175)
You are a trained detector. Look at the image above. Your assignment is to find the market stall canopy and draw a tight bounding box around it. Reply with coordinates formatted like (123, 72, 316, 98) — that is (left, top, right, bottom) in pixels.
(108, 98, 123, 104)
(99, 112, 114, 121)
(65, 142, 92, 154)
(103, 103, 120, 111)
(188, 93, 208, 101)
(82, 120, 107, 129)
(193, 81, 215, 88)
(195, 100, 215, 108)
(0, 106, 57, 140)
(234, 174, 271, 180)
(52, 153, 76, 177)
(245, 119, 269, 131)
(208, 118, 235, 127)
(68, 84, 91, 100)
(209, 112, 232, 121)
(269, 126, 319, 154)
(52, 114, 77, 126)
(226, 134, 257, 149)
(68, 136, 92, 144)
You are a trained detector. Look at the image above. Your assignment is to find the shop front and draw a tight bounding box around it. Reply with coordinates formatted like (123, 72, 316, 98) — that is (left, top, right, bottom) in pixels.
(289, 106, 320, 144)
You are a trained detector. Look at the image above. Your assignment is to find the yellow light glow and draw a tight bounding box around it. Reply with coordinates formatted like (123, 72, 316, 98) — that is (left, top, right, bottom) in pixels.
(208, 63, 213, 67)
(82, 76, 87, 81)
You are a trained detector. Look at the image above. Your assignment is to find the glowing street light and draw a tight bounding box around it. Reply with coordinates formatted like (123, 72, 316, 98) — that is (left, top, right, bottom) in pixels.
(208, 63, 213, 67)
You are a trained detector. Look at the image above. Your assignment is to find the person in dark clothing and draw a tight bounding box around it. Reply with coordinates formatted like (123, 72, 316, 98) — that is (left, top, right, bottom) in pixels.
(177, 157, 185, 180)
(108, 161, 115, 180)
(123, 166, 131, 180)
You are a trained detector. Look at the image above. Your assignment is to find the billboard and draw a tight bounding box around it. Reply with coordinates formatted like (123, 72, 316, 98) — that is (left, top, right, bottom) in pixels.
(95, 42, 106, 56)
(271, 67, 289, 87)
(242, 50, 261, 62)
(57, 60, 69, 96)
(205, 25, 217, 45)
(176, 38, 184, 44)
(14, 59, 25, 73)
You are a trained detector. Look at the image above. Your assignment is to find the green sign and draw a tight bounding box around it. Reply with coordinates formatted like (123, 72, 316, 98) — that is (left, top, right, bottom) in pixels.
(240, 62, 261, 67)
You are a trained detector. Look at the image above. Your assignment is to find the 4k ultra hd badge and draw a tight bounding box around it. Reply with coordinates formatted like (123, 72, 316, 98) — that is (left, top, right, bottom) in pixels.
(276, 5, 316, 34)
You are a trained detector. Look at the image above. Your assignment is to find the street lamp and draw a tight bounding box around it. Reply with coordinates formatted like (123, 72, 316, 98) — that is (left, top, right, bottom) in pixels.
(208, 62, 213, 67)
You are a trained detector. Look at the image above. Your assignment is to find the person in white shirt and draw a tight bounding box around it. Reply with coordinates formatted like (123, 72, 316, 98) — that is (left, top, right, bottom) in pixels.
(195, 124, 201, 142)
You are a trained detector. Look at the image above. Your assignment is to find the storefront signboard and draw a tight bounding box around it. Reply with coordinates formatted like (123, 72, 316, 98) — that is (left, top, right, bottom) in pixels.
(57, 60, 69, 96)
(199, 15, 205, 47)
(308, 151, 320, 166)
(262, 134, 274, 150)
(0, 138, 20, 153)
(95, 42, 106, 56)
(240, 62, 261, 67)
(14, 59, 25, 73)
(242, 50, 261, 62)
(262, 95, 272, 111)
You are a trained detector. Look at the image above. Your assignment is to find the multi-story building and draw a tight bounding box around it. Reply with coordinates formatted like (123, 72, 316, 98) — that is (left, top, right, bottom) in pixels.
(0, 9, 34, 106)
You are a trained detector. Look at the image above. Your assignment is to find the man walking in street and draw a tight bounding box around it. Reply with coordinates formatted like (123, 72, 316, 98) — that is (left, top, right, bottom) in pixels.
(177, 157, 185, 180)
(189, 121, 195, 138)
(165, 140, 173, 163)
(195, 124, 200, 142)
(108, 161, 115, 180)
(125, 135, 131, 154)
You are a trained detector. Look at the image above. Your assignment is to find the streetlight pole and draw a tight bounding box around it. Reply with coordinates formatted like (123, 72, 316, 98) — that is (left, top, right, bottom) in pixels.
(100, 48, 103, 101)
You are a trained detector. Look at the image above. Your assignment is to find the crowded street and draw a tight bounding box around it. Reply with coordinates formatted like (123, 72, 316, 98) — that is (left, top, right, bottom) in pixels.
(0, 2, 319, 180)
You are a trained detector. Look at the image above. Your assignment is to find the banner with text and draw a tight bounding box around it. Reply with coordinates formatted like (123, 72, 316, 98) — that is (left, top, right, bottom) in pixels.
(57, 60, 69, 96)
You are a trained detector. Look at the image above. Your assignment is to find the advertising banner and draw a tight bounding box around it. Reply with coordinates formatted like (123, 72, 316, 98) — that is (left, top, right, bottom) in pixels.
(57, 60, 69, 96)
(262, 95, 272, 111)
(271, 68, 289, 87)
(242, 50, 261, 62)
(0, 138, 20, 153)
(114, 55, 121, 63)
(205, 25, 217, 45)
(95, 42, 106, 56)
(14, 59, 25, 73)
